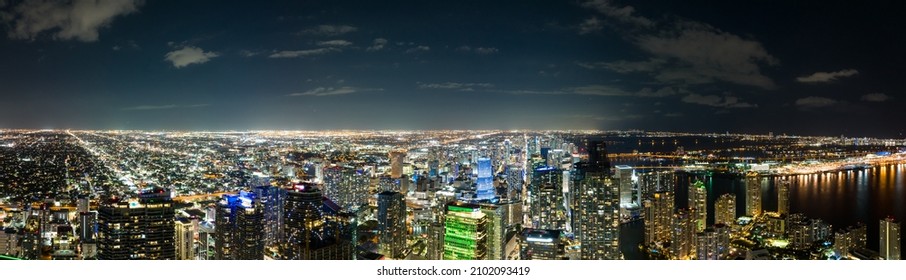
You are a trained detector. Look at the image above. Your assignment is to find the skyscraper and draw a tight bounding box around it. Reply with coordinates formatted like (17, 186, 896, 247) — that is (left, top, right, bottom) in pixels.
(478, 203, 506, 260)
(880, 217, 901, 260)
(443, 202, 488, 260)
(745, 175, 762, 217)
(575, 142, 621, 259)
(615, 165, 634, 210)
(714, 193, 736, 226)
(215, 191, 265, 260)
(529, 166, 565, 230)
(377, 191, 407, 259)
(835, 223, 867, 259)
(389, 150, 406, 179)
(520, 229, 566, 260)
(322, 165, 370, 209)
(671, 209, 697, 260)
(644, 191, 674, 245)
(281, 183, 353, 260)
(175, 218, 195, 260)
(777, 179, 790, 215)
(475, 157, 495, 201)
(252, 185, 285, 250)
(97, 188, 175, 260)
(688, 181, 707, 232)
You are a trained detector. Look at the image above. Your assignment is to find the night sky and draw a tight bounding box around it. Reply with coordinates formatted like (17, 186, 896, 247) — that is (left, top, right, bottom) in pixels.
(1, 0, 904, 137)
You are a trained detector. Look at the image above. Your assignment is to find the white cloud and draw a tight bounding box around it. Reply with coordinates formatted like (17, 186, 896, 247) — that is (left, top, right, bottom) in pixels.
(795, 96, 838, 108)
(474, 47, 498, 55)
(367, 38, 388, 51)
(269, 47, 340, 58)
(239, 50, 260, 57)
(298, 24, 357, 36)
(457, 45, 499, 55)
(405, 45, 430, 53)
(418, 82, 494, 91)
(579, 1, 778, 89)
(796, 69, 859, 83)
(636, 21, 778, 89)
(1, 0, 142, 42)
(681, 93, 757, 108)
(164, 46, 219, 68)
(580, 0, 654, 27)
(287, 86, 381, 97)
(122, 103, 209, 111)
(861, 93, 890, 102)
(579, 17, 603, 34)
(579, 58, 665, 73)
(317, 40, 352, 47)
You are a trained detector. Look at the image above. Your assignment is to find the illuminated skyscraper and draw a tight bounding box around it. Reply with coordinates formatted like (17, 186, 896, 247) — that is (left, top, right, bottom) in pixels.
(175, 218, 195, 260)
(478, 203, 506, 260)
(745, 175, 762, 217)
(475, 157, 495, 201)
(714, 193, 736, 226)
(389, 150, 406, 179)
(671, 209, 697, 260)
(638, 170, 675, 197)
(281, 183, 353, 260)
(696, 224, 729, 260)
(520, 229, 566, 260)
(688, 181, 707, 232)
(323, 165, 370, 210)
(644, 191, 674, 245)
(377, 191, 407, 259)
(835, 223, 867, 259)
(880, 217, 901, 260)
(777, 179, 790, 215)
(615, 165, 634, 210)
(443, 202, 488, 260)
(252, 185, 285, 249)
(215, 191, 265, 260)
(575, 141, 621, 260)
(97, 188, 175, 260)
(529, 166, 565, 230)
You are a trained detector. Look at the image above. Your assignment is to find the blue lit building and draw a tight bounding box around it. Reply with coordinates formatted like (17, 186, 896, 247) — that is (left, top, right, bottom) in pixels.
(215, 191, 265, 260)
(475, 157, 495, 201)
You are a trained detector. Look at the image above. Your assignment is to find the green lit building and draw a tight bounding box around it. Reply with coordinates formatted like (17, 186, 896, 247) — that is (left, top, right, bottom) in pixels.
(443, 202, 488, 260)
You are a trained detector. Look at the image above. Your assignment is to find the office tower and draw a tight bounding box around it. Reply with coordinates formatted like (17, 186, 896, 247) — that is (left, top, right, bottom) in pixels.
(77, 212, 96, 243)
(645, 191, 674, 245)
(615, 165, 634, 210)
(520, 229, 566, 260)
(834, 223, 867, 259)
(696, 224, 730, 260)
(671, 209, 697, 260)
(215, 191, 265, 260)
(478, 203, 506, 260)
(323, 165, 370, 210)
(252, 185, 285, 249)
(390, 150, 406, 179)
(529, 166, 565, 230)
(377, 191, 407, 259)
(426, 222, 445, 260)
(777, 179, 790, 215)
(198, 221, 215, 260)
(714, 193, 736, 226)
(281, 183, 353, 260)
(638, 170, 675, 196)
(443, 202, 488, 260)
(475, 157, 495, 201)
(880, 217, 901, 260)
(175, 218, 195, 260)
(576, 142, 621, 260)
(97, 188, 175, 260)
(745, 175, 762, 217)
(504, 165, 524, 200)
(688, 181, 707, 232)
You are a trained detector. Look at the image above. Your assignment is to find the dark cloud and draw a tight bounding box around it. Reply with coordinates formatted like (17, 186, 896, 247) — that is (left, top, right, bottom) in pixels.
(1, 0, 142, 42)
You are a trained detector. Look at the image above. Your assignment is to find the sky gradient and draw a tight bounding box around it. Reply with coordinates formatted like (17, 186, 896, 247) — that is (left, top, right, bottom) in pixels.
(0, 0, 904, 137)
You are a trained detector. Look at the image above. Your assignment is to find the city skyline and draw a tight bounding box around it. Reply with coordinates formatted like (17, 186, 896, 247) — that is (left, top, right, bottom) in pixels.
(0, 1, 904, 137)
